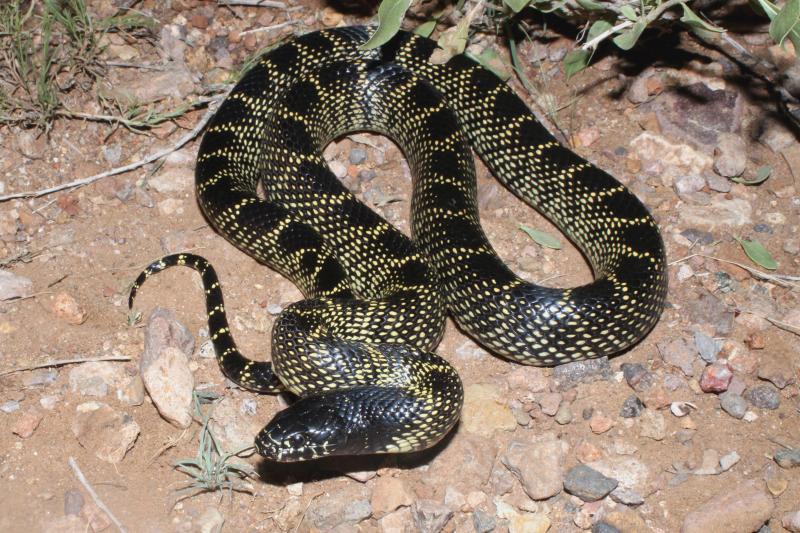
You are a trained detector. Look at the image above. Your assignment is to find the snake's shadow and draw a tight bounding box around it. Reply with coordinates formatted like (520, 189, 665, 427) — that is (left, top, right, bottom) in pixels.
(255, 421, 460, 485)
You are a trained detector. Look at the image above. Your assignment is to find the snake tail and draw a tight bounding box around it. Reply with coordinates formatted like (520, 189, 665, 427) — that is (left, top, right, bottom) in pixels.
(129, 253, 281, 393)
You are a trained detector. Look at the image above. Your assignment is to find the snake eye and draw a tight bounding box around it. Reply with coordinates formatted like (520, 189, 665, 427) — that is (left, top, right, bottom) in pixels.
(287, 433, 306, 450)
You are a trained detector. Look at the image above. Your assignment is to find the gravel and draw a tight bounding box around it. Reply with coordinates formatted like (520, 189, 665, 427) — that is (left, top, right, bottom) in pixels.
(563, 464, 619, 502)
(619, 395, 644, 418)
(719, 391, 747, 419)
(743, 384, 781, 410)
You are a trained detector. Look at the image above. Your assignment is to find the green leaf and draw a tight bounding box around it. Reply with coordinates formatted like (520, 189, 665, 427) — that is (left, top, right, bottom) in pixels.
(415, 19, 437, 37)
(612, 20, 646, 50)
(473, 47, 512, 80)
(620, 5, 638, 20)
(735, 237, 778, 270)
(563, 48, 591, 78)
(732, 165, 771, 185)
(437, 2, 480, 58)
(679, 2, 724, 33)
(769, 0, 800, 46)
(587, 20, 612, 42)
(520, 224, 562, 249)
(359, 0, 412, 50)
(504, 0, 532, 13)
(576, 0, 605, 10)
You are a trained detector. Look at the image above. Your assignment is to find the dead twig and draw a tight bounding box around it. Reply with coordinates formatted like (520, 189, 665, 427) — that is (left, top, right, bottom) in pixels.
(239, 20, 301, 36)
(0, 93, 227, 202)
(669, 253, 800, 290)
(739, 310, 800, 338)
(68, 457, 128, 533)
(218, 0, 288, 7)
(0, 356, 131, 377)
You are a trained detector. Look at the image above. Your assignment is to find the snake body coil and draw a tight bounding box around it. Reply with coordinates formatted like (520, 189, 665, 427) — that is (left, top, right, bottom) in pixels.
(129, 27, 667, 461)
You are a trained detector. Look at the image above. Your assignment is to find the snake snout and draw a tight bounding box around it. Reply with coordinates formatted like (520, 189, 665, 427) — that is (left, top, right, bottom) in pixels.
(256, 395, 352, 462)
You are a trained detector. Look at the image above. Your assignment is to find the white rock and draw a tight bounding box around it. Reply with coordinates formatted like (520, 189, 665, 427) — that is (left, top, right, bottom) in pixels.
(149, 166, 193, 193)
(196, 507, 224, 533)
(141, 346, 194, 428)
(678, 198, 752, 229)
(69, 362, 127, 397)
(72, 402, 140, 463)
(502, 432, 568, 500)
(588, 457, 650, 495)
(0, 270, 33, 300)
(713, 133, 747, 178)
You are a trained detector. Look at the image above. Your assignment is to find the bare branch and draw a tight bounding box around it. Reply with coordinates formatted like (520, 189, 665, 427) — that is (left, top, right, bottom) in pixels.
(218, 0, 288, 8)
(0, 93, 226, 202)
(0, 356, 132, 377)
(68, 457, 128, 533)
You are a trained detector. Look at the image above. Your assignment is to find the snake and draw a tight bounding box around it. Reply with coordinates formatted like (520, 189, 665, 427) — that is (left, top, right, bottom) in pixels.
(129, 26, 667, 462)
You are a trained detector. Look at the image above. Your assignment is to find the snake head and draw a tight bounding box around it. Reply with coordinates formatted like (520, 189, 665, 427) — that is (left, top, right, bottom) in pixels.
(255, 393, 362, 462)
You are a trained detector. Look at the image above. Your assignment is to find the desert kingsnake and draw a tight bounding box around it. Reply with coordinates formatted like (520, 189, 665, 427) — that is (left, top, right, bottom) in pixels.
(129, 26, 667, 461)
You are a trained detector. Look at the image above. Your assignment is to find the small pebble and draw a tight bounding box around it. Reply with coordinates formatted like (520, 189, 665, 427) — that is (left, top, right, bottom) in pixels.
(609, 488, 645, 506)
(11, 410, 43, 438)
(22, 368, 58, 388)
(764, 463, 789, 496)
(659, 338, 696, 377)
(358, 169, 377, 182)
(102, 144, 122, 165)
(713, 133, 747, 178)
(51, 291, 88, 325)
(589, 413, 614, 434)
(677, 264, 694, 282)
(705, 173, 732, 192)
(1, 400, 20, 413)
(743, 384, 780, 410)
(64, 489, 84, 516)
(0, 270, 33, 301)
(328, 160, 347, 179)
(694, 449, 720, 475)
(564, 464, 618, 502)
(753, 223, 772, 233)
(619, 395, 644, 418)
(699, 361, 733, 393)
(621, 363, 655, 392)
(745, 331, 767, 350)
(576, 441, 604, 463)
(472, 510, 496, 533)
(39, 395, 60, 410)
(719, 391, 747, 419)
(349, 147, 367, 164)
(537, 392, 562, 416)
(639, 409, 666, 441)
(553, 357, 611, 390)
(674, 174, 706, 195)
(240, 398, 257, 416)
(783, 510, 800, 532)
(693, 331, 720, 363)
(719, 451, 740, 471)
(774, 448, 800, 469)
(511, 406, 531, 426)
(198, 340, 215, 359)
(680, 228, 715, 246)
(555, 402, 573, 425)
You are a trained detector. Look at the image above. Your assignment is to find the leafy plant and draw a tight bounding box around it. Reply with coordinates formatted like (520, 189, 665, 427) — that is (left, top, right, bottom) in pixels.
(172, 390, 256, 504)
(365, 0, 796, 84)
(0, 0, 179, 132)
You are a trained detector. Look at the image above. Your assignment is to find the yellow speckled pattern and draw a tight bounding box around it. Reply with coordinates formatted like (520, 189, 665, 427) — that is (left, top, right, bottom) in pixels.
(129, 26, 666, 461)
